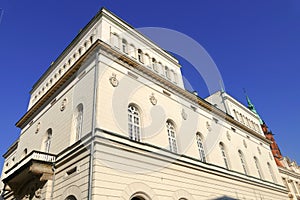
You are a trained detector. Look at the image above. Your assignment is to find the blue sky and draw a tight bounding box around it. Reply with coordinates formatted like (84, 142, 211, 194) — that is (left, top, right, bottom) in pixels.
(0, 1, 299, 172)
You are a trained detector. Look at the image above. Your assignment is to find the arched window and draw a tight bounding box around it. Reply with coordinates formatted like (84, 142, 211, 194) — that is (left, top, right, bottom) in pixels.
(173, 72, 178, 83)
(219, 142, 229, 169)
(130, 192, 151, 200)
(75, 104, 83, 140)
(131, 197, 146, 200)
(90, 35, 94, 44)
(251, 121, 255, 129)
(65, 195, 77, 200)
(45, 128, 52, 153)
(128, 44, 136, 59)
(170, 70, 175, 82)
(138, 49, 144, 63)
(165, 66, 170, 79)
(233, 110, 239, 121)
(238, 150, 248, 174)
(246, 118, 250, 127)
(239, 113, 244, 124)
(152, 58, 158, 71)
(111, 33, 119, 48)
(167, 120, 177, 153)
(22, 148, 28, 159)
(254, 156, 263, 179)
(255, 124, 260, 132)
(267, 162, 276, 182)
(122, 39, 128, 54)
(196, 133, 206, 162)
(128, 105, 141, 142)
(78, 47, 83, 56)
(144, 54, 150, 67)
(158, 62, 163, 75)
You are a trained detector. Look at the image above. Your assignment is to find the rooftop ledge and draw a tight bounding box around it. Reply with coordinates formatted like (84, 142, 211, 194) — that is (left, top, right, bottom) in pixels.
(2, 151, 56, 194)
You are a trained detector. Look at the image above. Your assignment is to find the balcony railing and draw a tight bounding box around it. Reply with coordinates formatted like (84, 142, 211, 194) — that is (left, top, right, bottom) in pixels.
(3, 150, 56, 180)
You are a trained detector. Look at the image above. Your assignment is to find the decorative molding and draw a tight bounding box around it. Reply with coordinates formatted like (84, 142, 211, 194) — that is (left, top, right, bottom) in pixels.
(35, 122, 41, 134)
(109, 73, 119, 87)
(172, 189, 195, 200)
(121, 182, 158, 200)
(60, 98, 68, 111)
(149, 93, 157, 105)
(14, 40, 274, 147)
(206, 121, 212, 132)
(181, 109, 187, 120)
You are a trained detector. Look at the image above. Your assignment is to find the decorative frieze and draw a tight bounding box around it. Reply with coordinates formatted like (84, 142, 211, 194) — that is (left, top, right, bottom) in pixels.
(109, 73, 119, 87)
(149, 93, 157, 105)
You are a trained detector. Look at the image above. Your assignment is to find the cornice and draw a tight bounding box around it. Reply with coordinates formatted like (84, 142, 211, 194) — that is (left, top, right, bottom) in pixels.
(279, 167, 300, 179)
(30, 8, 105, 93)
(101, 8, 180, 66)
(16, 40, 101, 128)
(3, 140, 18, 158)
(94, 128, 286, 192)
(97, 41, 271, 144)
(16, 39, 271, 145)
(31, 7, 180, 94)
(224, 93, 261, 120)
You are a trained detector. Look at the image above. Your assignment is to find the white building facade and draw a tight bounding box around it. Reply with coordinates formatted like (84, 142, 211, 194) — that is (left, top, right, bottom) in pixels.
(279, 157, 300, 200)
(1, 8, 287, 200)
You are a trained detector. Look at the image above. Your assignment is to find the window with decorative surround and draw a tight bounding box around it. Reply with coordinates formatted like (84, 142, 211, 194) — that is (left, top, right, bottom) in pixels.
(167, 120, 177, 153)
(111, 33, 119, 48)
(122, 38, 128, 54)
(128, 105, 141, 142)
(267, 162, 277, 183)
(238, 150, 248, 175)
(254, 156, 263, 179)
(138, 49, 144, 63)
(219, 142, 230, 169)
(196, 133, 206, 162)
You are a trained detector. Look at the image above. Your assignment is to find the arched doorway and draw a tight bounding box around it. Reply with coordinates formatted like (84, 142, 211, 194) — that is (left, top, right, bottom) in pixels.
(131, 197, 145, 200)
(65, 195, 77, 200)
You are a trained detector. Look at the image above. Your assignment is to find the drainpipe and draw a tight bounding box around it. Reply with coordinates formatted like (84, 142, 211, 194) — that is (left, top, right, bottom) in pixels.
(88, 49, 100, 200)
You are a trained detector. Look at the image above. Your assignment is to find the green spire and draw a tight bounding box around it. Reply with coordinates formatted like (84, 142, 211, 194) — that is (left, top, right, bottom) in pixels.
(245, 95, 264, 124)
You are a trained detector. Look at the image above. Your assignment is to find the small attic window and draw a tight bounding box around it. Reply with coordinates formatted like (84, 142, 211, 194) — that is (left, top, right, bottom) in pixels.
(66, 167, 77, 176)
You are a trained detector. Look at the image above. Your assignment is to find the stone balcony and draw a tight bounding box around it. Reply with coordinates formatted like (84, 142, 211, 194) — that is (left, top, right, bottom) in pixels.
(2, 151, 56, 198)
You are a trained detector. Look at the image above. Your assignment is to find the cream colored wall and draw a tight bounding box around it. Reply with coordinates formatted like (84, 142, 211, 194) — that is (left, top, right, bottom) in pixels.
(1, 8, 289, 200)
(29, 9, 185, 110)
(13, 56, 96, 165)
(52, 147, 90, 200)
(1, 151, 16, 179)
(206, 91, 263, 135)
(28, 19, 101, 110)
(96, 54, 283, 186)
(280, 168, 300, 200)
(100, 16, 184, 89)
(92, 132, 287, 199)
